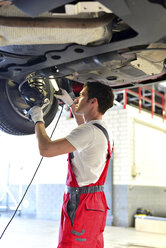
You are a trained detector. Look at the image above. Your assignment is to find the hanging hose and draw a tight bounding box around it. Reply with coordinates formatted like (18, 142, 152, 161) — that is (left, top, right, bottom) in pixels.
(0, 104, 64, 240)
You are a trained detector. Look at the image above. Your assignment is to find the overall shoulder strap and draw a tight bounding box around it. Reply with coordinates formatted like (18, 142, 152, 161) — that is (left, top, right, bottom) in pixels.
(70, 123, 110, 159)
(92, 123, 109, 143)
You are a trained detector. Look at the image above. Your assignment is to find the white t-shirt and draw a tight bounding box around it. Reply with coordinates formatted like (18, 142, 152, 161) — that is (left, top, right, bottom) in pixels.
(65, 120, 114, 187)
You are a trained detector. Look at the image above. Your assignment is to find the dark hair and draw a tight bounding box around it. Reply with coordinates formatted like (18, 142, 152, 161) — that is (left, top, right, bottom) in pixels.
(84, 81, 114, 114)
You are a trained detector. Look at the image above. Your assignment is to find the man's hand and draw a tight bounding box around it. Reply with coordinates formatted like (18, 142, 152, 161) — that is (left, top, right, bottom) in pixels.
(29, 106, 44, 124)
(54, 89, 73, 107)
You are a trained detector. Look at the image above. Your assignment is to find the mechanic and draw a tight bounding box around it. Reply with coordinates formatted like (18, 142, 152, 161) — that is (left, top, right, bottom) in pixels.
(29, 81, 114, 248)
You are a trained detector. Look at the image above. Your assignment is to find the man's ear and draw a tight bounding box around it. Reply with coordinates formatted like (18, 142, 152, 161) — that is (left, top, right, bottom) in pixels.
(90, 98, 97, 104)
(91, 98, 96, 103)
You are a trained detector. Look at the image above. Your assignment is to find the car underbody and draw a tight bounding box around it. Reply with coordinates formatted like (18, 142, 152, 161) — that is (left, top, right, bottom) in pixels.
(0, 0, 166, 135)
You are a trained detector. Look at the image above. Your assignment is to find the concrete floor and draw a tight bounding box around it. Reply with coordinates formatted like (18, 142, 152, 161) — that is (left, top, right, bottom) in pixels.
(0, 216, 166, 248)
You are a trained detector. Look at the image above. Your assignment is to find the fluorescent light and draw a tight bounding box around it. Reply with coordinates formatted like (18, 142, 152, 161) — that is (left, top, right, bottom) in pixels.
(159, 81, 166, 87)
(49, 77, 59, 91)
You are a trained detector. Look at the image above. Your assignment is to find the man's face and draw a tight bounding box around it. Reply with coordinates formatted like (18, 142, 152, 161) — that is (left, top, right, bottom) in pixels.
(74, 86, 90, 114)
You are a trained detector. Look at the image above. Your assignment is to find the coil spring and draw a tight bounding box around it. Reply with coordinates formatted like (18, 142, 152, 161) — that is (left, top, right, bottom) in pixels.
(27, 76, 46, 96)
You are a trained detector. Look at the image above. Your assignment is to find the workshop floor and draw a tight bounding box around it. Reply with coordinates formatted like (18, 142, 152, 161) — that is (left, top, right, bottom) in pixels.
(0, 216, 166, 248)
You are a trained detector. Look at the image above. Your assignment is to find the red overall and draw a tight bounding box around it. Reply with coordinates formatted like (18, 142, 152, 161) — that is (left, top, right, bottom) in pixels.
(58, 127, 112, 248)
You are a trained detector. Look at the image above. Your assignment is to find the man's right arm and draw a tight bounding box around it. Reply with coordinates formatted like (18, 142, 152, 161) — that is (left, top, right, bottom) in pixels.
(28, 106, 76, 157)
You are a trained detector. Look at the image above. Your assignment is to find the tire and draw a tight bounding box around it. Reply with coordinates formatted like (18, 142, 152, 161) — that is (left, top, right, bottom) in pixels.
(0, 79, 58, 135)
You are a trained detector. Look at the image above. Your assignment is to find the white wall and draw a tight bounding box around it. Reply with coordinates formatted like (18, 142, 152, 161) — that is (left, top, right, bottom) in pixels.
(104, 105, 166, 187)
(128, 106, 166, 187)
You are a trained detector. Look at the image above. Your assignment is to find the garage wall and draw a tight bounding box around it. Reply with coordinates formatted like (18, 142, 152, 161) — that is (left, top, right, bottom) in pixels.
(104, 105, 166, 227)
(103, 107, 131, 227)
(132, 120, 166, 186)
(128, 106, 166, 226)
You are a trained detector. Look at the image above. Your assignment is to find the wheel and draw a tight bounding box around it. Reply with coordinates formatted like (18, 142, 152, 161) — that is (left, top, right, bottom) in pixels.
(0, 79, 58, 135)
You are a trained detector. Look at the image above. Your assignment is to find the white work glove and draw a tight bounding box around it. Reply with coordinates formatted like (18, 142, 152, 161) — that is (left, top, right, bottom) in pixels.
(29, 106, 44, 124)
(54, 89, 74, 107)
